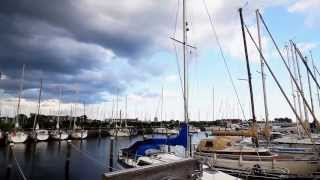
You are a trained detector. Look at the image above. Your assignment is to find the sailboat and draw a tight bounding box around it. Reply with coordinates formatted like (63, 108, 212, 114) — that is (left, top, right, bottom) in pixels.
(109, 95, 131, 137)
(71, 103, 88, 139)
(110, 110, 131, 137)
(34, 123, 49, 141)
(195, 137, 319, 178)
(71, 115, 88, 139)
(189, 125, 201, 134)
(51, 88, 69, 140)
(0, 129, 4, 146)
(31, 79, 49, 141)
(51, 122, 69, 140)
(8, 65, 28, 143)
(195, 8, 320, 179)
(118, 123, 188, 168)
(269, 41, 320, 149)
(118, 0, 192, 168)
(71, 126, 88, 139)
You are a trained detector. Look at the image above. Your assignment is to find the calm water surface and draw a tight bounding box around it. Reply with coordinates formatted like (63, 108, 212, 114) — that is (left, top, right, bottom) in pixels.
(0, 133, 208, 180)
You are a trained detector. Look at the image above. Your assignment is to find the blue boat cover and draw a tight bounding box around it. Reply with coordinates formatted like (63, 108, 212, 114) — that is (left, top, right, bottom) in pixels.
(122, 123, 188, 157)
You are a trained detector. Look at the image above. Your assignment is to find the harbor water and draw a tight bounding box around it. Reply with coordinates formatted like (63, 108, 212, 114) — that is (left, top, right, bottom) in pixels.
(0, 132, 210, 180)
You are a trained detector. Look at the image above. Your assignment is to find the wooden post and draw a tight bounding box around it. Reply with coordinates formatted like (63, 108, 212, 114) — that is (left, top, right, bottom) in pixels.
(5, 132, 8, 145)
(65, 140, 71, 180)
(109, 137, 114, 172)
(5, 143, 14, 180)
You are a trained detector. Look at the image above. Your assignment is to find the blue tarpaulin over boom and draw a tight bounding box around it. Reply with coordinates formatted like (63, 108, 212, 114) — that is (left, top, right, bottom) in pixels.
(121, 123, 188, 156)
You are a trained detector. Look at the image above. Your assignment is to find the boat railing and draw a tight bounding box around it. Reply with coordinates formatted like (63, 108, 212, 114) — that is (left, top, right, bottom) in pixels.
(245, 165, 290, 176)
(195, 151, 274, 161)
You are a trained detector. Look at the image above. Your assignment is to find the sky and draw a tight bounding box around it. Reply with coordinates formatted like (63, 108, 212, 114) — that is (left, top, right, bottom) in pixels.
(0, 0, 320, 122)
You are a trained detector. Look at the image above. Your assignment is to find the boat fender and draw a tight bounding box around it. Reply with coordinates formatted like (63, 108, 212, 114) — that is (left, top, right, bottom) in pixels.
(252, 164, 262, 175)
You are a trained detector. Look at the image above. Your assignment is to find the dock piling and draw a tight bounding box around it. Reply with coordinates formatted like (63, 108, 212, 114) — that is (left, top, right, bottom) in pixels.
(109, 137, 114, 172)
(65, 140, 71, 180)
(5, 143, 14, 180)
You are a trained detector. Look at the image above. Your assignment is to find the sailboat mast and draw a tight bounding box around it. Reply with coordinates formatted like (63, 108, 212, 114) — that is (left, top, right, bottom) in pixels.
(16, 64, 25, 128)
(56, 87, 62, 130)
(182, 0, 190, 157)
(111, 96, 114, 124)
(83, 101, 86, 129)
(160, 86, 163, 122)
(212, 86, 215, 121)
(125, 95, 127, 127)
(305, 57, 315, 117)
(73, 103, 76, 129)
(116, 90, 119, 128)
(239, 8, 258, 147)
(310, 51, 320, 110)
(256, 10, 269, 126)
(33, 79, 43, 132)
(287, 45, 300, 136)
(295, 49, 309, 128)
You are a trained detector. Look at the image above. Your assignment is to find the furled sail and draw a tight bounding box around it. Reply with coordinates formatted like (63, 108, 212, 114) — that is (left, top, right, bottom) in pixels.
(121, 123, 187, 157)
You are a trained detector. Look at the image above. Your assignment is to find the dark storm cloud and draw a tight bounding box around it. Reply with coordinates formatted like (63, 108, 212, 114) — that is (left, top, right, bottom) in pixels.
(0, 0, 172, 103)
(0, 0, 153, 59)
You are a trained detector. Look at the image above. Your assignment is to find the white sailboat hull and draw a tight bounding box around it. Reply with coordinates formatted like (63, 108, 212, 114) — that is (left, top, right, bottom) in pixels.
(51, 130, 69, 140)
(8, 131, 28, 143)
(154, 128, 178, 135)
(0, 131, 3, 139)
(109, 128, 130, 137)
(35, 129, 49, 141)
(71, 130, 88, 139)
(195, 152, 320, 176)
(37, 134, 49, 141)
(273, 136, 320, 148)
(117, 129, 130, 137)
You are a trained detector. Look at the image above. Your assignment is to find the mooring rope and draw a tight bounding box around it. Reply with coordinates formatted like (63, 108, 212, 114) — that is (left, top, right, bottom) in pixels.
(70, 143, 120, 171)
(11, 147, 27, 180)
(201, 0, 247, 120)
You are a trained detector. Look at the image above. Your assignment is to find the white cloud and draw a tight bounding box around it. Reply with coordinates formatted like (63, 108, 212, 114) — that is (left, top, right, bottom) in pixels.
(288, 0, 320, 28)
(296, 42, 318, 53)
(164, 74, 178, 83)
